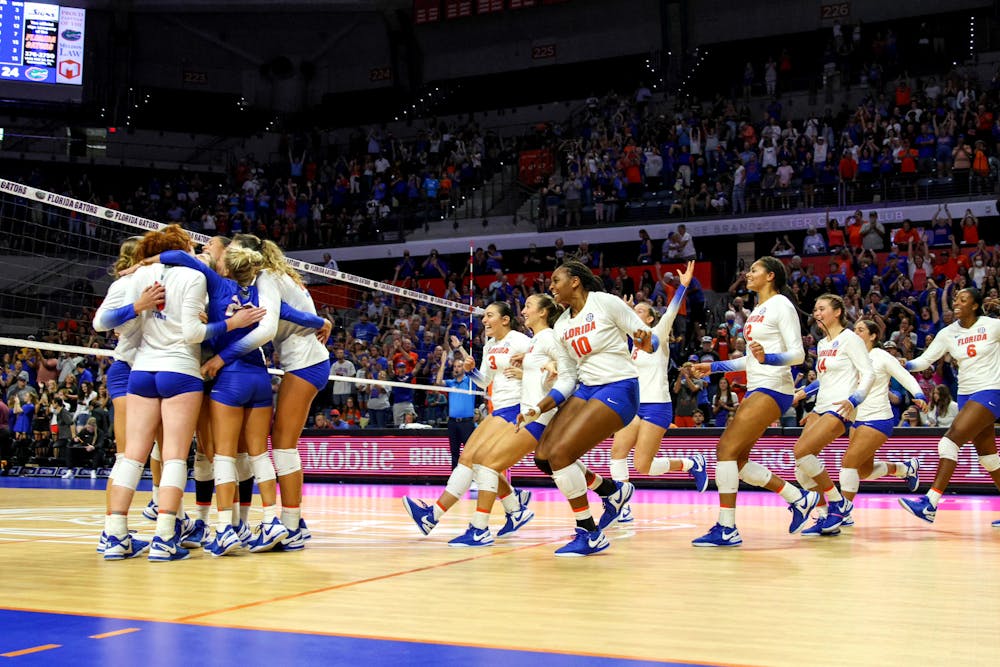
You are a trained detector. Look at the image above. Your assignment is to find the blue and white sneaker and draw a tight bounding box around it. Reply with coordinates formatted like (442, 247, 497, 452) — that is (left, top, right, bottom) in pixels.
(180, 519, 209, 548)
(402, 496, 439, 536)
(841, 514, 855, 528)
(690, 453, 709, 493)
(904, 458, 920, 493)
(97, 531, 108, 553)
(821, 498, 853, 533)
(616, 504, 634, 524)
(298, 518, 312, 540)
(236, 521, 252, 547)
(103, 534, 150, 560)
(276, 526, 307, 551)
(517, 488, 532, 511)
(148, 535, 190, 562)
(142, 500, 158, 521)
(597, 481, 635, 530)
(448, 524, 494, 547)
(801, 516, 827, 537)
(497, 508, 534, 537)
(788, 490, 820, 534)
(205, 525, 241, 557)
(554, 527, 610, 557)
(248, 518, 290, 553)
(691, 523, 742, 547)
(899, 495, 936, 523)
(992, 518, 1000, 528)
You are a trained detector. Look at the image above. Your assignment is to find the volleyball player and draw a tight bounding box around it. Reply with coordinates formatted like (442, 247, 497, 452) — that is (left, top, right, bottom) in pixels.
(233, 235, 332, 550)
(447, 293, 576, 546)
(690, 257, 812, 547)
(402, 301, 532, 538)
(823, 319, 924, 525)
(526, 260, 654, 557)
(92, 236, 162, 552)
(786, 294, 874, 536)
(104, 225, 264, 561)
(607, 261, 708, 526)
(897, 287, 1000, 526)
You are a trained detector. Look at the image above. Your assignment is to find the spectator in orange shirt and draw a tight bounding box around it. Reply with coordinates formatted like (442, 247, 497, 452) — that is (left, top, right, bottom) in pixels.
(893, 218, 922, 246)
(845, 210, 864, 249)
(961, 208, 980, 245)
(838, 152, 858, 203)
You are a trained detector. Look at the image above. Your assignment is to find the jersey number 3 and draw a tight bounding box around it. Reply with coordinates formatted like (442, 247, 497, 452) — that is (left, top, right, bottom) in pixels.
(570, 336, 593, 357)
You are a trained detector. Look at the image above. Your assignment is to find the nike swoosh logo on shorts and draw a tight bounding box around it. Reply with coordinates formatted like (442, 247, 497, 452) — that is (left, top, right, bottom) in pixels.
(607, 399, 618, 405)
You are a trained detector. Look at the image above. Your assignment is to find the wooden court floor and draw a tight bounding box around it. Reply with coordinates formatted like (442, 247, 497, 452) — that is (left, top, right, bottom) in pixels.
(0, 479, 997, 666)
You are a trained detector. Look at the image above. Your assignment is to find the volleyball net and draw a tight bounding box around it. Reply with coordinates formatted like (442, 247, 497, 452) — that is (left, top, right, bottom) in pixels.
(0, 178, 485, 405)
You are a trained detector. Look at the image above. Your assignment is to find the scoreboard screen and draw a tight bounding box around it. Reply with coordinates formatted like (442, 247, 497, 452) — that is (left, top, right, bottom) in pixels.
(0, 1, 85, 85)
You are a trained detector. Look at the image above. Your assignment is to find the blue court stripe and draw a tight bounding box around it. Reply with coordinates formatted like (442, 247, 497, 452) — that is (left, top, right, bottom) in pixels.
(0, 609, 715, 666)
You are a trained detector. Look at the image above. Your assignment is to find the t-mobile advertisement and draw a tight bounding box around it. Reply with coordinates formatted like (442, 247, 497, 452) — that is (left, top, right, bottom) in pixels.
(296, 431, 996, 486)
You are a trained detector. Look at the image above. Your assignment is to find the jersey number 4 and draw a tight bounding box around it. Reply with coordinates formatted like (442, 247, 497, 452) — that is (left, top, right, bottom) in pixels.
(570, 336, 593, 357)
(817, 357, 827, 373)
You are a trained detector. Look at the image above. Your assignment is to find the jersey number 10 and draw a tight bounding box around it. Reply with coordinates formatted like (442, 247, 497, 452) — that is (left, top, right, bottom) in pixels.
(570, 336, 592, 357)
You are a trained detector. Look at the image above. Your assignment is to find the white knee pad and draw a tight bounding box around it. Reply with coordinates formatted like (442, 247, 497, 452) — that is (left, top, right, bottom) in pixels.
(214, 455, 237, 486)
(716, 460, 739, 494)
(938, 437, 960, 462)
(150, 441, 161, 462)
(609, 458, 630, 482)
(445, 464, 474, 499)
(193, 452, 214, 482)
(250, 452, 277, 484)
(475, 464, 500, 494)
(272, 448, 302, 477)
(552, 464, 588, 500)
(236, 452, 253, 482)
(979, 453, 1000, 472)
(160, 459, 187, 491)
(739, 461, 772, 487)
(111, 458, 143, 490)
(795, 465, 818, 490)
(839, 468, 860, 494)
(796, 454, 825, 478)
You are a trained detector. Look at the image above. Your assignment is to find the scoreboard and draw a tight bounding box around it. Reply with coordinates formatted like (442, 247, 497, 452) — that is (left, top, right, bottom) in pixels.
(0, 1, 85, 85)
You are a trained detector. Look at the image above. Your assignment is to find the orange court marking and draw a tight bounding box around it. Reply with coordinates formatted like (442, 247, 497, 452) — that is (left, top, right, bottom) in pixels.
(89, 628, 141, 639)
(1, 644, 61, 658)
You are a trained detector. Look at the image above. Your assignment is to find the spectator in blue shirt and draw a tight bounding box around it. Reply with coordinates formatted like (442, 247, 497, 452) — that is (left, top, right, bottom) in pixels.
(329, 409, 352, 430)
(352, 312, 380, 344)
(436, 341, 477, 469)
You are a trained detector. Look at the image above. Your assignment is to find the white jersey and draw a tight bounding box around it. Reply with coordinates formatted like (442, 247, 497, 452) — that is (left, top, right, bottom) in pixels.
(855, 347, 924, 422)
(128, 263, 213, 378)
(472, 330, 532, 411)
(521, 328, 578, 426)
(271, 271, 329, 372)
(638, 285, 688, 403)
(742, 294, 804, 396)
(554, 291, 647, 386)
(813, 328, 874, 414)
(908, 316, 1000, 395)
(93, 274, 142, 365)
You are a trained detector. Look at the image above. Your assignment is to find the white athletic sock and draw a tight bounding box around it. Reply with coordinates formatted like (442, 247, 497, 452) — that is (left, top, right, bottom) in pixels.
(824, 485, 843, 503)
(239, 503, 250, 524)
(779, 482, 802, 503)
(231, 504, 240, 526)
(281, 507, 301, 531)
(498, 492, 519, 514)
(107, 513, 127, 539)
(887, 461, 906, 478)
(471, 508, 490, 530)
(927, 488, 943, 507)
(866, 461, 890, 479)
(155, 512, 176, 540)
(196, 503, 211, 523)
(262, 504, 277, 523)
(217, 509, 233, 532)
(432, 501, 446, 520)
(151, 484, 159, 505)
(680, 457, 694, 472)
(719, 507, 736, 528)
(649, 458, 672, 476)
(609, 458, 630, 482)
